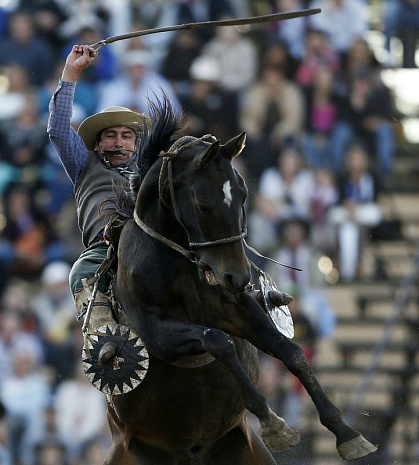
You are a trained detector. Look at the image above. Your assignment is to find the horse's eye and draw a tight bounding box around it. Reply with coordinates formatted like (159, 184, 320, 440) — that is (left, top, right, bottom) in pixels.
(197, 203, 212, 214)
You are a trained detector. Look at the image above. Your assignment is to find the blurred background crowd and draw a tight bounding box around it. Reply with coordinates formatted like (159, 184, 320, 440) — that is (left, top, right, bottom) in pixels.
(0, 0, 416, 464)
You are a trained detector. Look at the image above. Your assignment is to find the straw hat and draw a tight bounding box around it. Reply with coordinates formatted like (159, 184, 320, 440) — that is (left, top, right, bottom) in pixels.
(77, 106, 151, 150)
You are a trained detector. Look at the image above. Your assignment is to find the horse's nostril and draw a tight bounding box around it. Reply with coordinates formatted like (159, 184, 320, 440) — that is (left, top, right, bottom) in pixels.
(224, 272, 247, 291)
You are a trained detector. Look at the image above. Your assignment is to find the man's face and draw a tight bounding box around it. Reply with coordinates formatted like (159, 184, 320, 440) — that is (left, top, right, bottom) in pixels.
(95, 125, 138, 165)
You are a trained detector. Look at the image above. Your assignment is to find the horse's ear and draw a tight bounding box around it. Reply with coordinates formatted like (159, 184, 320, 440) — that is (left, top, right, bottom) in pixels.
(196, 140, 220, 169)
(222, 132, 246, 160)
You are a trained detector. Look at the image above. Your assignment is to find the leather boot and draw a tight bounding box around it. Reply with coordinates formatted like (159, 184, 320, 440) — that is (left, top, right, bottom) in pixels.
(74, 288, 116, 332)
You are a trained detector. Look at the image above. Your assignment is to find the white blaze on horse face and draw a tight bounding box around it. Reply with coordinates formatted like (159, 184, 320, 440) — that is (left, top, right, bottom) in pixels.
(223, 180, 232, 208)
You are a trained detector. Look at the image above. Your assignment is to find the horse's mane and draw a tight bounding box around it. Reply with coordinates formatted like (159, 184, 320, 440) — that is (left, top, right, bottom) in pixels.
(101, 96, 184, 247)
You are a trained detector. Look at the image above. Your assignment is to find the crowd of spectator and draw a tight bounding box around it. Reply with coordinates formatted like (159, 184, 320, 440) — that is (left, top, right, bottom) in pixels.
(0, 1, 406, 463)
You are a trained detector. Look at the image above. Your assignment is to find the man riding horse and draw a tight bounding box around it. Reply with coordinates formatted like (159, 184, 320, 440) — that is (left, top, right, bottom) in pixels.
(47, 44, 291, 387)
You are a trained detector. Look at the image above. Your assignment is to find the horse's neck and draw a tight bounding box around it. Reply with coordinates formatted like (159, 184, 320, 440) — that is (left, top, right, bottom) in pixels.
(136, 175, 188, 247)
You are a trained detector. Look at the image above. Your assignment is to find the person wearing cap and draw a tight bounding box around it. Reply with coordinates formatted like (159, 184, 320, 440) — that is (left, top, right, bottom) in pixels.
(47, 44, 151, 334)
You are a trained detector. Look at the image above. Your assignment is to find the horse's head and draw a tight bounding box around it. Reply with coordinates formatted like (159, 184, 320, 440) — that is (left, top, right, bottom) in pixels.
(161, 132, 250, 293)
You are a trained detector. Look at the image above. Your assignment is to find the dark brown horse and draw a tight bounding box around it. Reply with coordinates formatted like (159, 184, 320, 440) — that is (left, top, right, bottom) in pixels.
(101, 99, 377, 464)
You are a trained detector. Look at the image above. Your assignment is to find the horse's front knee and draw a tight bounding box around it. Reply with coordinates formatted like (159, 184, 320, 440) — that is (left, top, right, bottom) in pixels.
(201, 328, 236, 360)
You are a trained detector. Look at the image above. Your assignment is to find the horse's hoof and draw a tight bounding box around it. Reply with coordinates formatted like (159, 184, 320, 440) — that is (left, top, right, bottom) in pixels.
(260, 411, 300, 453)
(99, 342, 117, 365)
(337, 434, 378, 460)
(269, 290, 293, 306)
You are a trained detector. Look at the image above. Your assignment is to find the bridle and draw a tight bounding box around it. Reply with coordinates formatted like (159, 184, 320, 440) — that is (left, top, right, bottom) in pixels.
(133, 135, 247, 262)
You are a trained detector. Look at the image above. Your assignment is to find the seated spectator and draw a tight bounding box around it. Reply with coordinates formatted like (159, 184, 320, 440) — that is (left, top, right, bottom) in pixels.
(54, 363, 107, 461)
(79, 434, 112, 465)
(0, 401, 11, 465)
(258, 145, 315, 224)
(0, 11, 54, 86)
(327, 142, 383, 282)
(247, 146, 315, 261)
(0, 183, 67, 286)
(0, 64, 33, 123)
(264, 0, 309, 61)
(160, 30, 202, 99)
(339, 37, 382, 86)
(171, 0, 234, 45)
(34, 439, 69, 465)
(310, 167, 339, 253)
(240, 65, 306, 180)
(60, 26, 117, 84)
(96, 47, 180, 114)
(261, 40, 300, 80)
(199, 16, 259, 98)
(0, 305, 44, 385)
(30, 261, 76, 387)
(302, 64, 340, 169)
(0, 345, 51, 465)
(295, 28, 340, 89)
(38, 60, 98, 123)
(17, 0, 68, 59)
(181, 55, 239, 141)
(266, 218, 324, 292)
(1, 94, 49, 169)
(330, 68, 396, 183)
(308, 0, 368, 61)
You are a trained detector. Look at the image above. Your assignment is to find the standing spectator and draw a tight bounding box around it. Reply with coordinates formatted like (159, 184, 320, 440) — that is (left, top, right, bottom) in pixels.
(0, 11, 55, 86)
(327, 142, 383, 282)
(240, 65, 306, 180)
(383, 0, 419, 68)
(330, 68, 396, 182)
(308, 0, 368, 61)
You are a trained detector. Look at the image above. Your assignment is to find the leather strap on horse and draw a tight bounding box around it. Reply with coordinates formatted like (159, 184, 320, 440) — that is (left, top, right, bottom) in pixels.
(89, 8, 321, 53)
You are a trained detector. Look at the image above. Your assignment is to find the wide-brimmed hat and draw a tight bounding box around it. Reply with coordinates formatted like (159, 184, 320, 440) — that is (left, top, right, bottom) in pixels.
(77, 106, 151, 150)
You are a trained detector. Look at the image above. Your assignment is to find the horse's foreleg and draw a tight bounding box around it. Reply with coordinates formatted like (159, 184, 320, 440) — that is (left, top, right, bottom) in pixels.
(230, 294, 378, 460)
(145, 314, 299, 454)
(200, 328, 300, 454)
